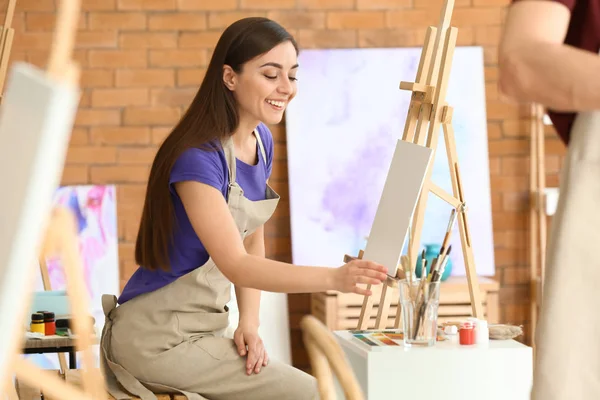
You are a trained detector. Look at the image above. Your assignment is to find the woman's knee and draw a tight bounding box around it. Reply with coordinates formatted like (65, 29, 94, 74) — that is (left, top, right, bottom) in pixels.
(282, 366, 319, 399)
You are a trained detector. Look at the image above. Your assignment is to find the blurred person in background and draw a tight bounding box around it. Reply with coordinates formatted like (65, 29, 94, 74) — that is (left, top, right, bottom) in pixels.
(499, 1, 600, 399)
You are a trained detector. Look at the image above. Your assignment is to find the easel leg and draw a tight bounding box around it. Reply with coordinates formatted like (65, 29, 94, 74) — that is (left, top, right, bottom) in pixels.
(374, 282, 392, 330)
(529, 103, 546, 355)
(39, 256, 69, 375)
(394, 298, 402, 329)
(442, 118, 484, 318)
(53, 208, 105, 398)
(352, 250, 376, 330)
(357, 291, 374, 330)
(535, 103, 547, 297)
(529, 103, 539, 355)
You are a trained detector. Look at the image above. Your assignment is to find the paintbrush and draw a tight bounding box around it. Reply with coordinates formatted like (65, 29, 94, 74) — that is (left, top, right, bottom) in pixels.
(436, 256, 451, 282)
(428, 210, 457, 274)
(416, 257, 428, 300)
(431, 247, 452, 285)
(440, 209, 457, 253)
(407, 224, 413, 286)
(413, 286, 429, 340)
(428, 257, 437, 282)
(431, 245, 452, 276)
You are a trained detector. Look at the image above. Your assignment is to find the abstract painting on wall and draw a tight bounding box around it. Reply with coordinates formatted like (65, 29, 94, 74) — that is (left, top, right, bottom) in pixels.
(26, 184, 119, 369)
(285, 47, 495, 277)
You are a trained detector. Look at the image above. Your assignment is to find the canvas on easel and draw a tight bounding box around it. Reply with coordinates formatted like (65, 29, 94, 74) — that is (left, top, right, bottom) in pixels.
(362, 140, 433, 278)
(0, 0, 105, 398)
(352, 0, 484, 330)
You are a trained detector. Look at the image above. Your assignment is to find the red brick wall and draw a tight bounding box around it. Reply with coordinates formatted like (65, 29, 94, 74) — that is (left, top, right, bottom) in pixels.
(4, 0, 565, 371)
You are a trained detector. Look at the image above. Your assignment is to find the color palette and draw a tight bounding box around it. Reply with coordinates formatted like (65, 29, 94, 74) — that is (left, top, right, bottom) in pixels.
(350, 329, 446, 348)
(350, 330, 404, 347)
(352, 334, 380, 346)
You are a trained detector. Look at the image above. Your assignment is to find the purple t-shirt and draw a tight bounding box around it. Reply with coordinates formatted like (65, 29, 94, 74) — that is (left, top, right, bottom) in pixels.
(118, 123, 274, 304)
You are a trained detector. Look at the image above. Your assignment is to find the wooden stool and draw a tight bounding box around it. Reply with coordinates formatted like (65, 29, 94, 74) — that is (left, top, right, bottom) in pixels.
(108, 395, 172, 400)
(15, 369, 222, 399)
(62, 370, 175, 400)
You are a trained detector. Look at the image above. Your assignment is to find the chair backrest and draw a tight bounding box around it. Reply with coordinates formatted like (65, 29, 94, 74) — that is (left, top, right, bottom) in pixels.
(300, 315, 364, 400)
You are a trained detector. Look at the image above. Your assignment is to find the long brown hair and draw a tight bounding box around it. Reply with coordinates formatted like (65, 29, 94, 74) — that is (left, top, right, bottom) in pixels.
(135, 17, 298, 271)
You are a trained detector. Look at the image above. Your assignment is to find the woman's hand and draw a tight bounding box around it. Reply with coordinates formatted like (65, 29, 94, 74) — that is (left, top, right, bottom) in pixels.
(234, 322, 268, 375)
(332, 259, 388, 295)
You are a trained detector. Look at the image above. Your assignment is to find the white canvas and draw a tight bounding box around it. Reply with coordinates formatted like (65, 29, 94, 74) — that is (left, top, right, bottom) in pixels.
(362, 140, 432, 276)
(0, 63, 80, 380)
(285, 47, 495, 277)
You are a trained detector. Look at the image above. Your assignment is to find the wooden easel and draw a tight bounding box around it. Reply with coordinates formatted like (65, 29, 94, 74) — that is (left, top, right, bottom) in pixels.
(529, 103, 546, 352)
(350, 0, 483, 331)
(10, 209, 106, 400)
(0, 0, 16, 101)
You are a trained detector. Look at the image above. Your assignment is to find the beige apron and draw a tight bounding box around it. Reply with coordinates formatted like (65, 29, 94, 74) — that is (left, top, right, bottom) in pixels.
(531, 93, 600, 397)
(100, 131, 318, 400)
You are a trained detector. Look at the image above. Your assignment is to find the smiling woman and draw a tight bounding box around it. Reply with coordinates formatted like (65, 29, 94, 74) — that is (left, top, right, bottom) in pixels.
(99, 17, 387, 400)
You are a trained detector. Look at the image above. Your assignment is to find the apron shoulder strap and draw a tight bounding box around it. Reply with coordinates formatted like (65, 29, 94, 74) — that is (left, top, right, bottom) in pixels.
(102, 294, 117, 317)
(253, 128, 267, 165)
(221, 136, 237, 190)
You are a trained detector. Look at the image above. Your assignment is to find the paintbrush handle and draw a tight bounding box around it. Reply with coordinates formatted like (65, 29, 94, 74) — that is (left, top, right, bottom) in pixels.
(440, 209, 458, 252)
(413, 298, 428, 340)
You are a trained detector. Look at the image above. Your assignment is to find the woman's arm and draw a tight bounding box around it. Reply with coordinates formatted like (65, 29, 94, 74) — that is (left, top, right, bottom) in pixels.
(498, 0, 600, 112)
(236, 226, 265, 327)
(174, 181, 387, 294)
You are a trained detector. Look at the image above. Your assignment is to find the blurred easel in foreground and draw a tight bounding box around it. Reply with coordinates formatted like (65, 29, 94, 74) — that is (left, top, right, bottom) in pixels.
(0, 0, 106, 398)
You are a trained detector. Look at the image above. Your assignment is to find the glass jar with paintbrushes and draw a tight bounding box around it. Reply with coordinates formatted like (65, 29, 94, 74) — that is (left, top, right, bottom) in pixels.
(399, 247, 452, 347)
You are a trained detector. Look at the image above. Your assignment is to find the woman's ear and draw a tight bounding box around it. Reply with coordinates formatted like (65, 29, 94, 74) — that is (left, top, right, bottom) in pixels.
(223, 65, 236, 91)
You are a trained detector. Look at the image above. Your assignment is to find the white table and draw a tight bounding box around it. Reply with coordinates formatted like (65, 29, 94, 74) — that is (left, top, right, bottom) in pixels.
(334, 330, 533, 400)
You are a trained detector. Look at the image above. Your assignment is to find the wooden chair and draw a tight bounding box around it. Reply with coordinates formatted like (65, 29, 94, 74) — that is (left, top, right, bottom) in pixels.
(300, 315, 364, 400)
